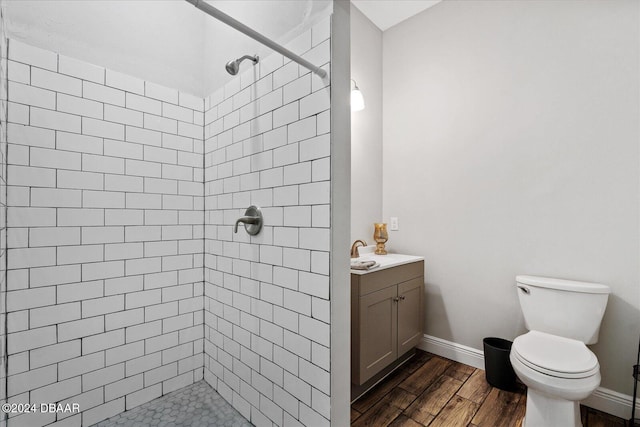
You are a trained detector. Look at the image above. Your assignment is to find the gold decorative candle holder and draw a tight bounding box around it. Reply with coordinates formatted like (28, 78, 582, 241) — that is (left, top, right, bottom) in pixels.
(373, 223, 388, 255)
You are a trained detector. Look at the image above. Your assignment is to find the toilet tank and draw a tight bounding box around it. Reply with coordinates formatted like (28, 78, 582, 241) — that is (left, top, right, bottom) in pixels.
(516, 275, 610, 344)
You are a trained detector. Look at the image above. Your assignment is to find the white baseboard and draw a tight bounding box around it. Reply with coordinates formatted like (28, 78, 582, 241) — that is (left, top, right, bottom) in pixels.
(582, 387, 638, 420)
(418, 334, 485, 370)
(418, 334, 637, 420)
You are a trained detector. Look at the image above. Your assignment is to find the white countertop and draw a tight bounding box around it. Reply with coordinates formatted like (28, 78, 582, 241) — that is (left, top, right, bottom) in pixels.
(350, 246, 424, 275)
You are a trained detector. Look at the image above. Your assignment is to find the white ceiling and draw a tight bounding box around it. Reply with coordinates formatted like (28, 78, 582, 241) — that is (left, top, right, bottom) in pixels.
(351, 0, 442, 31)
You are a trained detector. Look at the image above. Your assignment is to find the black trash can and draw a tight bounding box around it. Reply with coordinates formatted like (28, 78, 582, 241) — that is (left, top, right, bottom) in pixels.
(483, 337, 517, 391)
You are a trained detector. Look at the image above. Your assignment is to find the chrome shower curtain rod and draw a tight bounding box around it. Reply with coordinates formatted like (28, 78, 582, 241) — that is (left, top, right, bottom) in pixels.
(185, 0, 328, 78)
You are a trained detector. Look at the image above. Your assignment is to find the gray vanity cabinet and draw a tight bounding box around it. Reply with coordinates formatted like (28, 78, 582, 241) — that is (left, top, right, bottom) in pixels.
(351, 261, 424, 386)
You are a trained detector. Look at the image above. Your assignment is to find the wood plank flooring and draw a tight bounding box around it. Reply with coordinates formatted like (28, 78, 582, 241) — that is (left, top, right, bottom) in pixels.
(351, 350, 626, 427)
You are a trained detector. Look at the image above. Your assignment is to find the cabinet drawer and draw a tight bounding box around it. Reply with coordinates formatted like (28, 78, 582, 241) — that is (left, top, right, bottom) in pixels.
(357, 260, 423, 296)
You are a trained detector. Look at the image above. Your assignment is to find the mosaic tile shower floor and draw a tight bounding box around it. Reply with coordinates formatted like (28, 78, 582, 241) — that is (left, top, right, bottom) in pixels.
(92, 381, 252, 427)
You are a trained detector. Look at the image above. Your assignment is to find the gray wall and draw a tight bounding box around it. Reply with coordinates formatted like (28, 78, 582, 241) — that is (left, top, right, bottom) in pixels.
(350, 5, 382, 244)
(382, 0, 639, 394)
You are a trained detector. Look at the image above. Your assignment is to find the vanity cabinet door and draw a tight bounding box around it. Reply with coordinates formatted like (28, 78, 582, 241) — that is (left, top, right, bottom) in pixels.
(397, 277, 424, 357)
(359, 285, 398, 384)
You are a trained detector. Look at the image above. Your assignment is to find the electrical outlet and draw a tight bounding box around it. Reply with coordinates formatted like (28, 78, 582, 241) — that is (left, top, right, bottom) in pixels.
(390, 217, 399, 231)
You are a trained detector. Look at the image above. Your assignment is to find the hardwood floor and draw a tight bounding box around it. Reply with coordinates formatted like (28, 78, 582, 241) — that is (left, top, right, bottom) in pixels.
(351, 350, 626, 427)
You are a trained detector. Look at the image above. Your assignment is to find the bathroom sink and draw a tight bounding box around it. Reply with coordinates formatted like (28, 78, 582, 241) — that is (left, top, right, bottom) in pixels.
(351, 246, 423, 275)
(357, 245, 376, 257)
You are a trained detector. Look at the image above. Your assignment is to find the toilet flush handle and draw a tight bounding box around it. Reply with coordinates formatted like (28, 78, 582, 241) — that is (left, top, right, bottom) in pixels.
(517, 285, 531, 295)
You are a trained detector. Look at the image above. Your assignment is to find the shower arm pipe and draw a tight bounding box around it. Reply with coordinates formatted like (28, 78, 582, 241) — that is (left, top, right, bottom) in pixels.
(185, 0, 327, 78)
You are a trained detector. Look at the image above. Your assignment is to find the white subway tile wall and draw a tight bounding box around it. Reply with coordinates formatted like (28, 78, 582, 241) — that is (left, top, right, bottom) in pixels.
(1, 0, 9, 420)
(203, 18, 331, 427)
(5, 39, 205, 426)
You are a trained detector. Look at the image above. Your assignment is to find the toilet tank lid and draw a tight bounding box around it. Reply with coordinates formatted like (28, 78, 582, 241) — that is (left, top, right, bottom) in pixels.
(516, 275, 610, 294)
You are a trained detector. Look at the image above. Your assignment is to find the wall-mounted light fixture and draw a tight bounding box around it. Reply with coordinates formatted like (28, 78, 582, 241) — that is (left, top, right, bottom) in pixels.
(351, 79, 365, 112)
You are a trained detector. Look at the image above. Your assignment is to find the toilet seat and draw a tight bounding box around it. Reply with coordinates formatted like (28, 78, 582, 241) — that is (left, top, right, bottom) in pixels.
(512, 331, 599, 379)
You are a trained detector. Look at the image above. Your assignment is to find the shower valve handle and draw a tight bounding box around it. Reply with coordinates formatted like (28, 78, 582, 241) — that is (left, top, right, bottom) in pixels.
(234, 206, 263, 235)
(234, 216, 259, 232)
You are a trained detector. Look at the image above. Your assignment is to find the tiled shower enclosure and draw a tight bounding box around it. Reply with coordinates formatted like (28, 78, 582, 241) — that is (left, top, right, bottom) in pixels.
(0, 10, 334, 427)
(203, 28, 332, 427)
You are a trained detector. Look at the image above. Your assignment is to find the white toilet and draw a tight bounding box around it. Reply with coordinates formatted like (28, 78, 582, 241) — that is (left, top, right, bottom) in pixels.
(510, 275, 610, 427)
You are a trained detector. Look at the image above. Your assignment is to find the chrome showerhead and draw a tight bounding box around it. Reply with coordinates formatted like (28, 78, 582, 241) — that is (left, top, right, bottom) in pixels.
(225, 54, 259, 75)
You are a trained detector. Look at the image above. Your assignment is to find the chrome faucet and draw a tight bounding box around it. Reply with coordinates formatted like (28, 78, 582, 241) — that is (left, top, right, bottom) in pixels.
(350, 240, 367, 258)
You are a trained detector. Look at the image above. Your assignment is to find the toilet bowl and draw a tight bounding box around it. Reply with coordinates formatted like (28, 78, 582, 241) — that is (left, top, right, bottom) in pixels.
(512, 276, 609, 427)
(510, 331, 601, 427)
